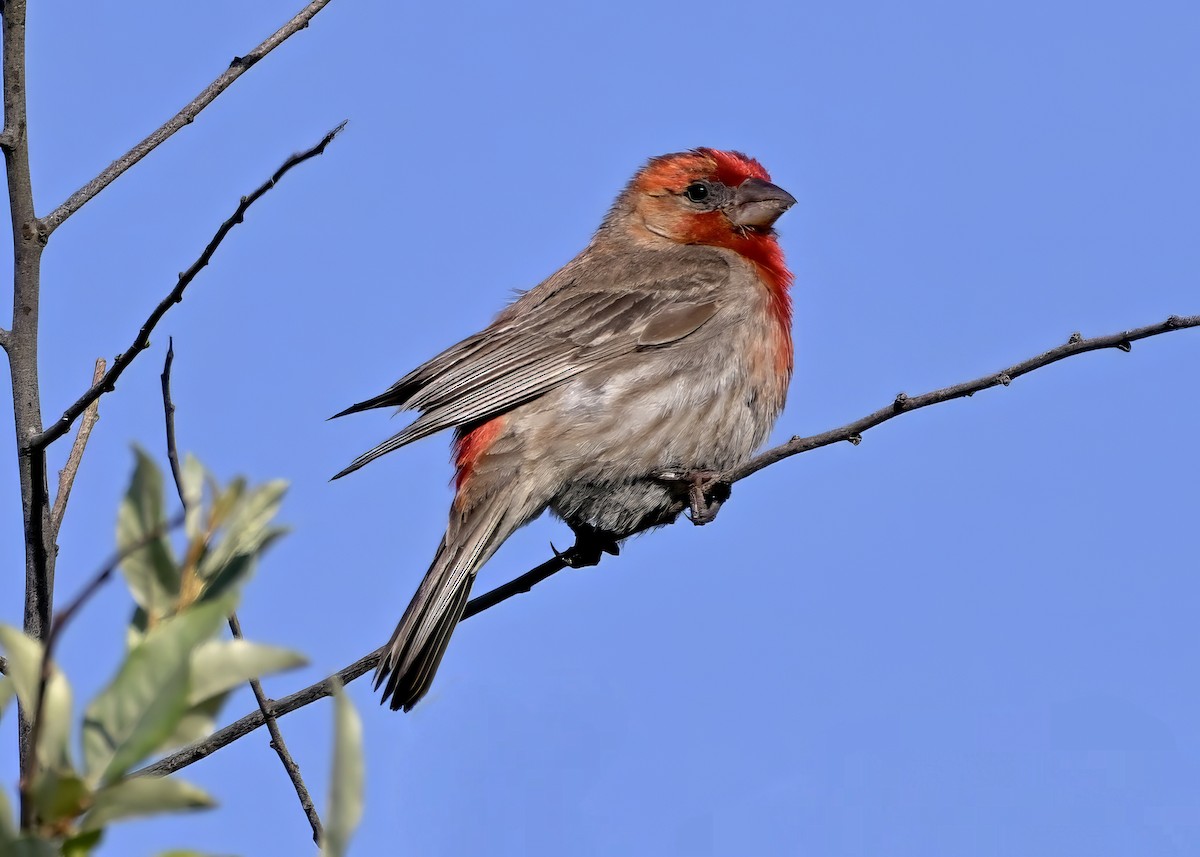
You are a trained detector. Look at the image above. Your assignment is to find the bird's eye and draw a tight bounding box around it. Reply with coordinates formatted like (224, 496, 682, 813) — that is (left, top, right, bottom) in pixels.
(683, 183, 710, 203)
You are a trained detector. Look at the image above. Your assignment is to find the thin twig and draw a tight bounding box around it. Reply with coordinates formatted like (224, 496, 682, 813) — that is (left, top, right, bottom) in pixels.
(460, 553, 571, 620)
(729, 314, 1200, 482)
(160, 340, 324, 843)
(35, 122, 347, 451)
(161, 340, 185, 498)
(132, 314, 1200, 779)
(228, 615, 325, 843)
(50, 358, 106, 536)
(21, 513, 184, 826)
(38, 0, 337, 238)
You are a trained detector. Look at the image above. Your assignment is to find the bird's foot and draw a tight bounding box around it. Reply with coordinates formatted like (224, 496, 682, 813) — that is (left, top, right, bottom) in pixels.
(654, 469, 732, 526)
(550, 522, 621, 568)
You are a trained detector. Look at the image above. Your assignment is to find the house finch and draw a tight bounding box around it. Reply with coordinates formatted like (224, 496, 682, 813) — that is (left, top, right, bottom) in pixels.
(334, 148, 796, 711)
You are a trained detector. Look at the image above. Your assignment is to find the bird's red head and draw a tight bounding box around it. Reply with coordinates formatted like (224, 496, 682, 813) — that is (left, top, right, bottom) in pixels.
(620, 148, 796, 327)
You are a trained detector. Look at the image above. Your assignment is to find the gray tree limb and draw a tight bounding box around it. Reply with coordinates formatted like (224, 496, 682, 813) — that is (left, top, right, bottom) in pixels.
(729, 315, 1200, 482)
(133, 314, 1199, 779)
(2, 0, 54, 790)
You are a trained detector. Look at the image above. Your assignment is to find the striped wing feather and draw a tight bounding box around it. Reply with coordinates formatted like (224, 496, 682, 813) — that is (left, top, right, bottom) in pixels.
(333, 271, 726, 479)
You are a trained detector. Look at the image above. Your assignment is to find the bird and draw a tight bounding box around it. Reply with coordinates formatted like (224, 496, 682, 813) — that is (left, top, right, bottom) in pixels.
(333, 148, 796, 711)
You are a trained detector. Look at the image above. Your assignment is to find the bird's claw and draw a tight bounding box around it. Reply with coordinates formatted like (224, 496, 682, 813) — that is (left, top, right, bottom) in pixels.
(656, 469, 731, 526)
(552, 523, 621, 568)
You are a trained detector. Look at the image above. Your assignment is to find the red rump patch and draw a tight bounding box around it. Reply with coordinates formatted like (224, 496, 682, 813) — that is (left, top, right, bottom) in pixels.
(452, 416, 505, 491)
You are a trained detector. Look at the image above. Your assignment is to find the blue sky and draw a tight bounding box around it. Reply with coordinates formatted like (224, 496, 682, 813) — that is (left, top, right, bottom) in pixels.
(3, 1, 1199, 854)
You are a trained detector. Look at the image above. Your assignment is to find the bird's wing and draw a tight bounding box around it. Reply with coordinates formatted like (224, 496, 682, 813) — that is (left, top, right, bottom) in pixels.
(332, 268, 726, 478)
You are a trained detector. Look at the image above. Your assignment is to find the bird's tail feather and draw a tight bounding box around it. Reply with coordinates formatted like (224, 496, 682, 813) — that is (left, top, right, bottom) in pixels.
(375, 494, 516, 711)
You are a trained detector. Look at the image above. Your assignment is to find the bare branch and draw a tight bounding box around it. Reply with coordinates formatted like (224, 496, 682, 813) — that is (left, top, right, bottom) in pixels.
(132, 314, 1199, 779)
(450, 317, 1200, 611)
(729, 314, 1200, 482)
(161, 339, 185, 499)
(0, 655, 7, 675)
(50, 358, 106, 536)
(35, 122, 347, 451)
(228, 614, 325, 843)
(4, 0, 54, 796)
(38, 0, 337, 237)
(460, 553, 573, 620)
(0, 327, 9, 351)
(161, 340, 323, 842)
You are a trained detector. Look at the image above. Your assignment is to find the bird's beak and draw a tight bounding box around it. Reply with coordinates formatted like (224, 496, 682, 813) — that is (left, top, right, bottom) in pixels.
(726, 178, 796, 229)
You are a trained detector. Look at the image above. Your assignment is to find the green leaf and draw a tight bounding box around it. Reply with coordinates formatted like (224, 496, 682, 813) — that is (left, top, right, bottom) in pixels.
(0, 624, 41, 711)
(0, 625, 73, 770)
(82, 594, 235, 786)
(321, 679, 364, 857)
(125, 606, 149, 651)
(180, 453, 205, 541)
(154, 692, 229, 754)
(156, 636, 303, 753)
(195, 552, 252, 606)
(188, 640, 306, 706)
(4, 836, 60, 857)
(31, 769, 91, 827)
(0, 673, 13, 721)
(0, 785, 15, 842)
(197, 480, 288, 592)
(209, 476, 245, 531)
(81, 777, 214, 831)
(61, 829, 103, 857)
(225, 480, 288, 553)
(117, 447, 180, 620)
(37, 666, 74, 771)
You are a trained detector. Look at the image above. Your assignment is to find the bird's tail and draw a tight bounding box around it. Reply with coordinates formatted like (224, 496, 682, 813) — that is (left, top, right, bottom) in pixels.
(375, 494, 520, 711)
